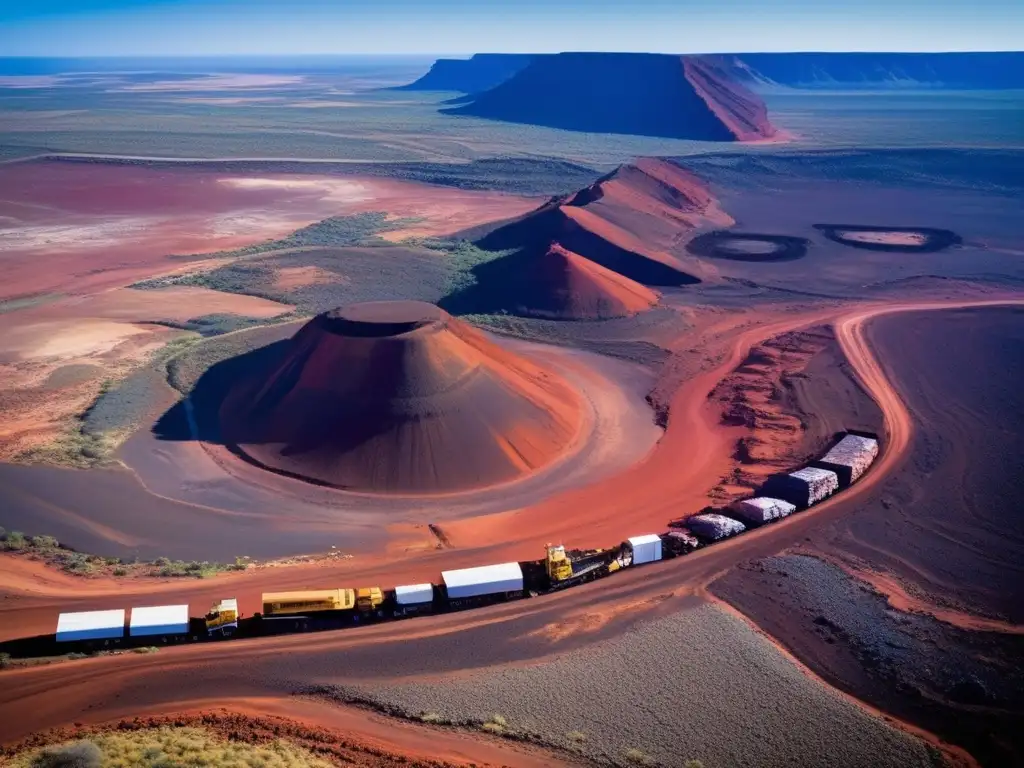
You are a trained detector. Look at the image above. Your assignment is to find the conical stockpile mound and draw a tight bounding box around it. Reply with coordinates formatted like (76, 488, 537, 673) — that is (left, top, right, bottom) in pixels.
(219, 301, 584, 494)
(510, 243, 658, 320)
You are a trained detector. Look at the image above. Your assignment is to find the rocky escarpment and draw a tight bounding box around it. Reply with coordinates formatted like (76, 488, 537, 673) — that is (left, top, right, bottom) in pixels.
(443, 52, 778, 141)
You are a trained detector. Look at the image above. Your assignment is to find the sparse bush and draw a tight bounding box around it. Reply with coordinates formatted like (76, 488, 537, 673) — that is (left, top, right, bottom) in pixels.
(112, 567, 129, 577)
(132, 646, 159, 654)
(31, 740, 102, 768)
(480, 721, 505, 735)
(418, 711, 444, 724)
(683, 761, 704, 768)
(30, 535, 59, 549)
(489, 713, 508, 727)
(566, 730, 587, 743)
(1, 530, 27, 551)
(0, 652, 11, 669)
(66, 652, 88, 660)
(624, 747, 655, 766)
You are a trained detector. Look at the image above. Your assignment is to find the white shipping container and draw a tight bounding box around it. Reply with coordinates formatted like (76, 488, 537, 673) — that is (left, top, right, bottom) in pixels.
(129, 604, 190, 637)
(627, 534, 663, 565)
(56, 609, 126, 643)
(395, 583, 434, 605)
(442, 562, 523, 599)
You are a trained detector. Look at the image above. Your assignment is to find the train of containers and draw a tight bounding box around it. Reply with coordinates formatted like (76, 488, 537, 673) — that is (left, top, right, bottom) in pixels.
(55, 604, 191, 643)
(51, 434, 878, 644)
(682, 432, 880, 542)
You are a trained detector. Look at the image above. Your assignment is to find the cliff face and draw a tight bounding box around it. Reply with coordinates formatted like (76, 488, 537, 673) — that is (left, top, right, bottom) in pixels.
(714, 52, 1024, 90)
(442, 52, 776, 142)
(395, 53, 536, 93)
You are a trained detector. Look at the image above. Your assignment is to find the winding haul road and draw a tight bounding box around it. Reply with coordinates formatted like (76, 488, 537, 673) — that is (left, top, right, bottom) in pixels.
(1, 297, 1022, 762)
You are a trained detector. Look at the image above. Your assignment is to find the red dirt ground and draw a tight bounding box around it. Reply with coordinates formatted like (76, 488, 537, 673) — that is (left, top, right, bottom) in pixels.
(1, 289, 1020, 767)
(0, 160, 537, 300)
(220, 301, 587, 494)
(499, 243, 658, 320)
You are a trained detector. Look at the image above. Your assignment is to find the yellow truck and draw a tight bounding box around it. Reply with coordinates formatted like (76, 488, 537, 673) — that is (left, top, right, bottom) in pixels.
(261, 589, 355, 616)
(355, 587, 384, 613)
(205, 598, 239, 637)
(544, 544, 612, 588)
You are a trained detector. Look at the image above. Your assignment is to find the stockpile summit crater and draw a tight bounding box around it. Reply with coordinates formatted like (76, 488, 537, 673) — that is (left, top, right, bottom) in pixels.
(219, 301, 585, 494)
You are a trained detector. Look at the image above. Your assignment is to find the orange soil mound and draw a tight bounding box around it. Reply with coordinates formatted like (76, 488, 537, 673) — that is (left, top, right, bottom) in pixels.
(501, 243, 658, 320)
(520, 244, 655, 319)
(477, 158, 728, 286)
(219, 301, 584, 494)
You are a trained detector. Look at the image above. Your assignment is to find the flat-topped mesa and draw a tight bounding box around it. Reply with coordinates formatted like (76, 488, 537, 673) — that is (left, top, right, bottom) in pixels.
(219, 301, 585, 495)
(444, 52, 778, 142)
(395, 53, 536, 93)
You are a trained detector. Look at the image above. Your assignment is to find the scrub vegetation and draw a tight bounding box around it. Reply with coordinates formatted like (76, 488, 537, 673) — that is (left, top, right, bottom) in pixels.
(0, 527, 248, 579)
(8, 728, 336, 768)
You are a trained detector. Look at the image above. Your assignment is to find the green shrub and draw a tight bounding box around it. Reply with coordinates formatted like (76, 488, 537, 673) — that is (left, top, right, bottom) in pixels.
(31, 740, 102, 768)
(30, 535, 59, 549)
(624, 748, 655, 766)
(112, 567, 129, 577)
(489, 714, 508, 727)
(479, 722, 505, 734)
(1, 531, 27, 551)
(418, 711, 444, 724)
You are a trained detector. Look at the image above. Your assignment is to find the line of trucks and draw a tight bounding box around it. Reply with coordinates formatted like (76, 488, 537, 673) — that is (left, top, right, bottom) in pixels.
(26, 432, 879, 655)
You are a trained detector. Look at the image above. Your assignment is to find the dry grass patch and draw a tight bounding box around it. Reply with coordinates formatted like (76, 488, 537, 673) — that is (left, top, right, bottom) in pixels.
(623, 747, 655, 766)
(7, 727, 336, 768)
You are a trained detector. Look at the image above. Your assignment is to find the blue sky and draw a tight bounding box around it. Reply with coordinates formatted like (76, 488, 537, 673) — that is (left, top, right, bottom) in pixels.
(1, 0, 1020, 56)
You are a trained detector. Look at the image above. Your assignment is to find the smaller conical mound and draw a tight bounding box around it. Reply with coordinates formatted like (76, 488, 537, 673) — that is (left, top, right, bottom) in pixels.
(512, 243, 658, 320)
(219, 301, 584, 494)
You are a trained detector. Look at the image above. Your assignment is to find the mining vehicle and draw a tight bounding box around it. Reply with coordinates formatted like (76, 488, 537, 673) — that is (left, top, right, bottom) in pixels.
(204, 598, 239, 638)
(261, 588, 355, 616)
(539, 544, 615, 591)
(355, 586, 384, 616)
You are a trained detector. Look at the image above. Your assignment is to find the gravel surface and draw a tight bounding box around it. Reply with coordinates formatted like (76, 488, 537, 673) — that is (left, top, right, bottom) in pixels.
(328, 603, 940, 768)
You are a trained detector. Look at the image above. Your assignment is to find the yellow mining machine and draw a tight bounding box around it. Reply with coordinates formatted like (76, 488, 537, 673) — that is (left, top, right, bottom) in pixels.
(544, 543, 615, 589)
(355, 586, 384, 613)
(205, 597, 239, 637)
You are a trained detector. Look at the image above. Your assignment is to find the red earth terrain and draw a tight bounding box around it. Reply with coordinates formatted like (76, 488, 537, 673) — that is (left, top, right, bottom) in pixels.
(475, 157, 731, 287)
(482, 243, 659, 320)
(219, 301, 586, 494)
